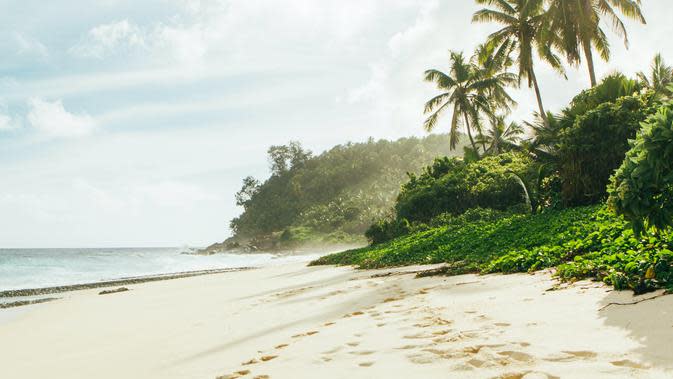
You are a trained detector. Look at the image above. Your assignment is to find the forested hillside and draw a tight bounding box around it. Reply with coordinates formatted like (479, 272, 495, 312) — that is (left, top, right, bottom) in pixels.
(207, 134, 464, 252)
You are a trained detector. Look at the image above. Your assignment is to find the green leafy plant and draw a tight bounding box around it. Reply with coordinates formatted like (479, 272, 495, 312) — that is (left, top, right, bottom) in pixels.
(609, 101, 673, 235)
(312, 206, 673, 294)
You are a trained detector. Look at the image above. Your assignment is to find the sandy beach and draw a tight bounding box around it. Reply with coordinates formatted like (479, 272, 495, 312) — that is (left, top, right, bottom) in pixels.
(1, 262, 672, 379)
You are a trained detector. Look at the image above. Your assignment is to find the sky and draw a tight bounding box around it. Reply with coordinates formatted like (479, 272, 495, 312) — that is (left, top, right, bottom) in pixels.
(1, 0, 671, 248)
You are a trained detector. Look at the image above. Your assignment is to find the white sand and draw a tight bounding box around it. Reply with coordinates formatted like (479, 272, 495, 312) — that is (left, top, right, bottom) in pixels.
(1, 262, 672, 379)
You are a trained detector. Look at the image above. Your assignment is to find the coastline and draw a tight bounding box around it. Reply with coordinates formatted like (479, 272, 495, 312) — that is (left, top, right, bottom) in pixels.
(1, 262, 672, 378)
(0, 267, 254, 299)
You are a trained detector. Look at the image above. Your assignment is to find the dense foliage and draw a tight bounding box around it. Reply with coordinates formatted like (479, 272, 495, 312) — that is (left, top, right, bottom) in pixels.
(228, 134, 463, 247)
(395, 152, 532, 223)
(312, 206, 673, 294)
(609, 100, 673, 234)
(557, 92, 655, 205)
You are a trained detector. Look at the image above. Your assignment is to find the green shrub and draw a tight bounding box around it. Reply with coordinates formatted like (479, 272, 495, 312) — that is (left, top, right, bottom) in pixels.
(365, 218, 411, 245)
(395, 152, 533, 223)
(609, 101, 673, 235)
(558, 94, 655, 205)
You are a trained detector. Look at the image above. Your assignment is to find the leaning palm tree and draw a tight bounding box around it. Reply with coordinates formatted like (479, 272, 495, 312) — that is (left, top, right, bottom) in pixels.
(637, 53, 673, 95)
(547, 0, 646, 87)
(473, 0, 565, 127)
(424, 51, 502, 155)
(479, 115, 525, 155)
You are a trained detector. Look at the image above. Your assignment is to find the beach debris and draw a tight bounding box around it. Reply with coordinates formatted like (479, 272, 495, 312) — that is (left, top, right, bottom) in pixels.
(99, 287, 129, 295)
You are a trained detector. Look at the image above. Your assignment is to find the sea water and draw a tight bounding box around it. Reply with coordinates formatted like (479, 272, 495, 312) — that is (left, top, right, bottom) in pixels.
(0, 247, 321, 291)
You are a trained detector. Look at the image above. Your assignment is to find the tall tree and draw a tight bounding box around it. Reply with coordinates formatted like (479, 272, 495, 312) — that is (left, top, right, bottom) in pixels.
(473, 0, 565, 126)
(547, 0, 646, 87)
(471, 42, 519, 151)
(423, 50, 514, 156)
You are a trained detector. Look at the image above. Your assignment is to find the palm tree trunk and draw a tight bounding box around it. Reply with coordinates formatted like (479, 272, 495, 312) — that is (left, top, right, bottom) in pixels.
(580, 0, 598, 87)
(530, 69, 549, 126)
(582, 39, 598, 87)
(529, 68, 549, 127)
(463, 112, 479, 156)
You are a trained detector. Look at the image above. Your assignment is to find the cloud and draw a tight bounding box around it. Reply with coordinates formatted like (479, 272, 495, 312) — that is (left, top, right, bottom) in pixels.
(0, 111, 20, 131)
(134, 181, 218, 208)
(13, 33, 49, 60)
(70, 20, 147, 59)
(27, 98, 96, 138)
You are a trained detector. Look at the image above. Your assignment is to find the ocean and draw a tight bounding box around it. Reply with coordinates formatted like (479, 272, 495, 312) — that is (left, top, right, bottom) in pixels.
(0, 247, 321, 291)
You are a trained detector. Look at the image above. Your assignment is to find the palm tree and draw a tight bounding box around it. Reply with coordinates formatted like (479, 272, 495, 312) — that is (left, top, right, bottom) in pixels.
(423, 51, 503, 155)
(637, 53, 673, 95)
(479, 115, 525, 155)
(473, 0, 565, 127)
(471, 42, 519, 152)
(524, 111, 563, 161)
(547, 0, 646, 87)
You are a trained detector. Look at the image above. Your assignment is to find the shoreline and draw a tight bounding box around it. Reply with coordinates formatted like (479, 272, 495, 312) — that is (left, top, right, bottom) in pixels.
(1, 262, 672, 378)
(0, 266, 255, 299)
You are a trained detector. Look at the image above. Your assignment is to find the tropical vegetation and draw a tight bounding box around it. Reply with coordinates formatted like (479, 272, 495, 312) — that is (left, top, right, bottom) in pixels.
(208, 135, 464, 252)
(214, 0, 673, 293)
(312, 2, 673, 294)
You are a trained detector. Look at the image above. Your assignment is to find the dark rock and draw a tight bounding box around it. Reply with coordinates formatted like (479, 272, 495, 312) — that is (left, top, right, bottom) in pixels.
(99, 287, 130, 295)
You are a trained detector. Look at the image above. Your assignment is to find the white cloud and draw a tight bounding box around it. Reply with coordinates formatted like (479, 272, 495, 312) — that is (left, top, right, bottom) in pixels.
(27, 98, 96, 138)
(388, 0, 439, 57)
(70, 20, 147, 59)
(135, 181, 218, 208)
(13, 33, 49, 59)
(0, 112, 20, 131)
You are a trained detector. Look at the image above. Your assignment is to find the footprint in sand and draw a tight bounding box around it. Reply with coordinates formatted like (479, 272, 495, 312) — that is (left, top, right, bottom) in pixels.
(275, 344, 288, 349)
(395, 344, 418, 350)
(407, 353, 437, 365)
(217, 370, 251, 379)
(495, 322, 511, 327)
(543, 351, 596, 362)
(253, 376, 270, 379)
(563, 351, 597, 359)
(494, 372, 559, 379)
(323, 322, 335, 327)
(349, 350, 375, 356)
(346, 341, 361, 347)
(497, 351, 535, 363)
(467, 358, 490, 368)
(260, 355, 277, 362)
(358, 362, 375, 367)
(321, 346, 342, 355)
(403, 332, 432, 340)
(611, 359, 648, 369)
